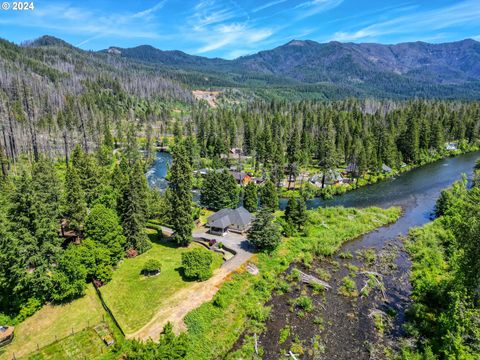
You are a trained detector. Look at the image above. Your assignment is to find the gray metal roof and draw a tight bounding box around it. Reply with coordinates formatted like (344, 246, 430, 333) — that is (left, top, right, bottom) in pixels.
(206, 207, 252, 229)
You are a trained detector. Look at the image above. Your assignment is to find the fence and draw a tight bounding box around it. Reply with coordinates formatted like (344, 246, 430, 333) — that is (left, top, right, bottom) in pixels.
(93, 283, 126, 337)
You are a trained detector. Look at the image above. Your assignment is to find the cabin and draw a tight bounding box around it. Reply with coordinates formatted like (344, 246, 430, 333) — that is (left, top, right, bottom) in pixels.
(230, 171, 253, 185)
(206, 207, 253, 236)
(0, 326, 14, 347)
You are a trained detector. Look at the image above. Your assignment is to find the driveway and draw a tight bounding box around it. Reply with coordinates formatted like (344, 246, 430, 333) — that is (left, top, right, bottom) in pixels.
(193, 228, 254, 272)
(128, 228, 255, 340)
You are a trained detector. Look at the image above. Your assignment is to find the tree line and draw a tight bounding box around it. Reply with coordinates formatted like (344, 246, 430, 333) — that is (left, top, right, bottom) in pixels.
(400, 160, 480, 359)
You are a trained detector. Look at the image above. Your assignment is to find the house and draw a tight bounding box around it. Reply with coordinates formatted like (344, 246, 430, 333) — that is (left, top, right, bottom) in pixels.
(309, 170, 345, 187)
(0, 326, 14, 347)
(230, 171, 253, 185)
(445, 142, 457, 151)
(381, 164, 393, 173)
(206, 207, 253, 236)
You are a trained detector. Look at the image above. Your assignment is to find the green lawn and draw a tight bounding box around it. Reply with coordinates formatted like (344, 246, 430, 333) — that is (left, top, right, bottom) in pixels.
(100, 233, 224, 334)
(1, 285, 106, 360)
(24, 328, 107, 360)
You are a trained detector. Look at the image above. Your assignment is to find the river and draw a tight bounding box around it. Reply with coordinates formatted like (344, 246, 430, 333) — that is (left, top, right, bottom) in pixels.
(146, 151, 172, 190)
(147, 150, 480, 358)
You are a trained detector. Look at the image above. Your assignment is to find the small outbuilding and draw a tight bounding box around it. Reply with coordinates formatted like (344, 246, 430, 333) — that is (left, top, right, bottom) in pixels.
(445, 142, 457, 151)
(381, 164, 393, 173)
(0, 326, 14, 347)
(206, 207, 253, 236)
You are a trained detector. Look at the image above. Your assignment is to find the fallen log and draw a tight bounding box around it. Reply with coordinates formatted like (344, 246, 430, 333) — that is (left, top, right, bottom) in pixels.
(297, 270, 331, 290)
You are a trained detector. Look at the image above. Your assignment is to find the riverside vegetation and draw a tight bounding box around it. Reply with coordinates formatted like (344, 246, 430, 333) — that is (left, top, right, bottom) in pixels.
(0, 34, 479, 359)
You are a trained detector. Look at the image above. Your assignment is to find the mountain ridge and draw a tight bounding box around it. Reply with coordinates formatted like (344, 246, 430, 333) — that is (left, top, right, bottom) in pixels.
(12, 35, 480, 99)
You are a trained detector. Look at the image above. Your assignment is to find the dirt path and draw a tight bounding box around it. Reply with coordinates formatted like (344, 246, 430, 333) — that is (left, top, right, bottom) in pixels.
(127, 235, 253, 340)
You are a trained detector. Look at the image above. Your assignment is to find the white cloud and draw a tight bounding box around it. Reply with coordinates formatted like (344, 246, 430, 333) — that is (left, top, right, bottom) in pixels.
(132, 1, 167, 19)
(252, 0, 288, 13)
(330, 0, 480, 43)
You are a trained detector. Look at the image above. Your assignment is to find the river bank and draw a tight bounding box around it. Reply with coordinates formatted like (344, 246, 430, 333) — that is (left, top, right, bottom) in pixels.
(230, 151, 480, 358)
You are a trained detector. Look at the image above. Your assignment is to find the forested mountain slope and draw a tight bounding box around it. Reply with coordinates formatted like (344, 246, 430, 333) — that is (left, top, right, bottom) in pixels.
(105, 38, 480, 99)
(0, 36, 192, 162)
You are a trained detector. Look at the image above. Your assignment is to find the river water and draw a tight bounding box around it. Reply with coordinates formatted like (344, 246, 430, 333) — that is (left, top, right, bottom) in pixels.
(148, 150, 480, 220)
(148, 151, 479, 358)
(146, 151, 172, 190)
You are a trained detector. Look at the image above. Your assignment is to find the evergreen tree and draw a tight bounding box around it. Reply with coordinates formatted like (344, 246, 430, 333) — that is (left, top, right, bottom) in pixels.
(126, 323, 188, 359)
(118, 162, 151, 253)
(285, 196, 308, 231)
(64, 165, 87, 233)
(286, 126, 301, 189)
(318, 117, 337, 188)
(260, 179, 278, 212)
(169, 142, 193, 246)
(200, 171, 239, 211)
(243, 182, 258, 213)
(247, 209, 281, 251)
(71, 145, 100, 206)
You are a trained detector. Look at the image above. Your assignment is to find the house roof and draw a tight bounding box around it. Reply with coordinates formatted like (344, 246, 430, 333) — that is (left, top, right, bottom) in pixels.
(206, 207, 253, 229)
(381, 164, 393, 172)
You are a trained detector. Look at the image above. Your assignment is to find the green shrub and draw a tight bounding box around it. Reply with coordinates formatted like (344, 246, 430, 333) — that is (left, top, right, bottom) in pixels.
(181, 247, 213, 281)
(141, 259, 162, 276)
(15, 298, 42, 323)
(338, 276, 358, 297)
(292, 296, 314, 312)
(279, 325, 290, 344)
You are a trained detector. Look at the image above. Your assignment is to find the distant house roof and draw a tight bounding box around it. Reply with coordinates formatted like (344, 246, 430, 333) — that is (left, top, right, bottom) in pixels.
(206, 207, 253, 229)
(445, 143, 457, 150)
(381, 164, 393, 173)
(230, 171, 253, 184)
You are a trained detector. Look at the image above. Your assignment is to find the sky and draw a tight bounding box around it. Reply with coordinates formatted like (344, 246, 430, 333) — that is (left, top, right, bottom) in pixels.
(0, 0, 479, 59)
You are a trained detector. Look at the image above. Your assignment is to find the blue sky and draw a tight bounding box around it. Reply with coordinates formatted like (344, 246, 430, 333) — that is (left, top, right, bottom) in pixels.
(1, 0, 479, 59)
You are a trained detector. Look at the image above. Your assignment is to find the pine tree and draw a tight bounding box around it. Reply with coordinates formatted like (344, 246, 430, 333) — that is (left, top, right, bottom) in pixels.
(200, 171, 239, 211)
(64, 165, 87, 233)
(169, 142, 193, 246)
(243, 182, 258, 213)
(284, 196, 308, 230)
(260, 180, 278, 212)
(318, 117, 337, 188)
(71, 145, 100, 206)
(118, 162, 151, 253)
(247, 209, 281, 251)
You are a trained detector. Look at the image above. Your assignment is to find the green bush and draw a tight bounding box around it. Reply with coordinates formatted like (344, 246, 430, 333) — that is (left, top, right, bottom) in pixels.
(181, 247, 213, 281)
(141, 259, 162, 276)
(15, 298, 42, 323)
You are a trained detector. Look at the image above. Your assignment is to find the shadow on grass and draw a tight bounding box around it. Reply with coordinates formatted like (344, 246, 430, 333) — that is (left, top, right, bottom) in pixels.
(147, 232, 185, 249)
(174, 266, 197, 282)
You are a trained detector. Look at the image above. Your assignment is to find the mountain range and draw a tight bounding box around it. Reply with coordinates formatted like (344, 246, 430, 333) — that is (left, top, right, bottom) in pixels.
(7, 35, 480, 100)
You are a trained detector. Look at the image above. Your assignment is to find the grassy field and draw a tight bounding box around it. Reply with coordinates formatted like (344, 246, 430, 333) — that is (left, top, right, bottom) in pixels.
(0, 285, 106, 360)
(24, 328, 107, 360)
(100, 232, 224, 334)
(183, 206, 402, 359)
